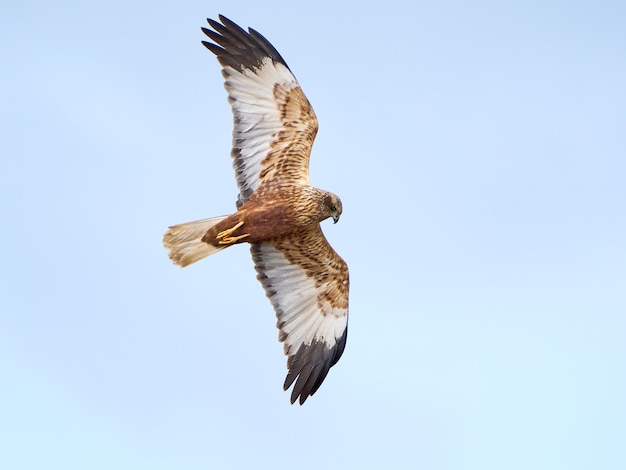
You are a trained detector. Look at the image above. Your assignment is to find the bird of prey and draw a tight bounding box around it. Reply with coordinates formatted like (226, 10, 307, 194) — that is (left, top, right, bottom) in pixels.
(163, 15, 349, 404)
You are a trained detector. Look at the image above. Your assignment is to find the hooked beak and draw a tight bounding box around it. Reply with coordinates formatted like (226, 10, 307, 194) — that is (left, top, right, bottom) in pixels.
(332, 214, 340, 224)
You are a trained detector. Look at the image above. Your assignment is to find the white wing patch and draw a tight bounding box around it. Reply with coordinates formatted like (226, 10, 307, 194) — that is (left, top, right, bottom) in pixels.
(223, 59, 299, 201)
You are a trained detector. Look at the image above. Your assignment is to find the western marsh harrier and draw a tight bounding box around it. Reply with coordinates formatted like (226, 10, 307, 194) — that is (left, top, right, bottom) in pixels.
(163, 15, 349, 404)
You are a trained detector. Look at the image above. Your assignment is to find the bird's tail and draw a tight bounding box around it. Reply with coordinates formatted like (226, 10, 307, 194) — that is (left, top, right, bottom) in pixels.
(163, 216, 229, 267)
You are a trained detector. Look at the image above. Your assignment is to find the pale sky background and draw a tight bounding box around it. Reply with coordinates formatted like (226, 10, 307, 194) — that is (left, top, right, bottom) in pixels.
(2, 1, 625, 469)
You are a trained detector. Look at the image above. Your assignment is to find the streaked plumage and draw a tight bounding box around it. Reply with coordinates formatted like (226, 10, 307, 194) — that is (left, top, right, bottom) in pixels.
(163, 15, 349, 404)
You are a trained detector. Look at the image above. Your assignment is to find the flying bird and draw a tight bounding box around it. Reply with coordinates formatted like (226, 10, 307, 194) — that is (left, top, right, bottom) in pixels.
(163, 15, 349, 404)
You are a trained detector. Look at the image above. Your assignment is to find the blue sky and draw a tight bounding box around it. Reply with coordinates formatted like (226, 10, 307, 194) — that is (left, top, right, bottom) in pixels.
(2, 1, 625, 468)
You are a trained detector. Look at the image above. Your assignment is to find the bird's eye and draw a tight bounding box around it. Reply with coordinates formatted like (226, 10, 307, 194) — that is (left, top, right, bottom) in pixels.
(330, 204, 337, 212)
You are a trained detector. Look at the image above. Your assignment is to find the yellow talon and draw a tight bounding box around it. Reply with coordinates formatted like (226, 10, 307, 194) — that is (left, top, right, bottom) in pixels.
(218, 233, 251, 245)
(216, 221, 250, 245)
(217, 221, 244, 239)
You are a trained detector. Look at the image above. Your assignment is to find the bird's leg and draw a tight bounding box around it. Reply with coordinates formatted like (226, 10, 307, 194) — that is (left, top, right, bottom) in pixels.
(216, 221, 250, 245)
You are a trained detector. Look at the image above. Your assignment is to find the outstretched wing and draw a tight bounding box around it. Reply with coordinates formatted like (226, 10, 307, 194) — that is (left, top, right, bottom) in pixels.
(251, 226, 349, 405)
(202, 15, 318, 206)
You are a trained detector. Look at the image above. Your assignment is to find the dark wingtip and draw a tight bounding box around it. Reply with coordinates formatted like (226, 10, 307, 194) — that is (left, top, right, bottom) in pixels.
(284, 328, 348, 405)
(200, 15, 290, 72)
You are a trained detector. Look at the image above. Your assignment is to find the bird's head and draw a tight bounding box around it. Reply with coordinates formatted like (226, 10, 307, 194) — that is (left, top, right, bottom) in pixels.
(323, 192, 343, 224)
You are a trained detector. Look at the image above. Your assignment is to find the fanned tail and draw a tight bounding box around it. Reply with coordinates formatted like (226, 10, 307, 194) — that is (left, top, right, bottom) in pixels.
(163, 216, 229, 267)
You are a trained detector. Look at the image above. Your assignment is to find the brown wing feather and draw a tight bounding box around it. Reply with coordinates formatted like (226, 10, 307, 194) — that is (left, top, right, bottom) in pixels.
(251, 226, 349, 404)
(257, 84, 318, 190)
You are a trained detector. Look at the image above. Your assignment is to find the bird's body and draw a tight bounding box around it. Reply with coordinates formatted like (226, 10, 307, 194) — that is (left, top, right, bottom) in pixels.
(203, 185, 342, 246)
(163, 15, 349, 404)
